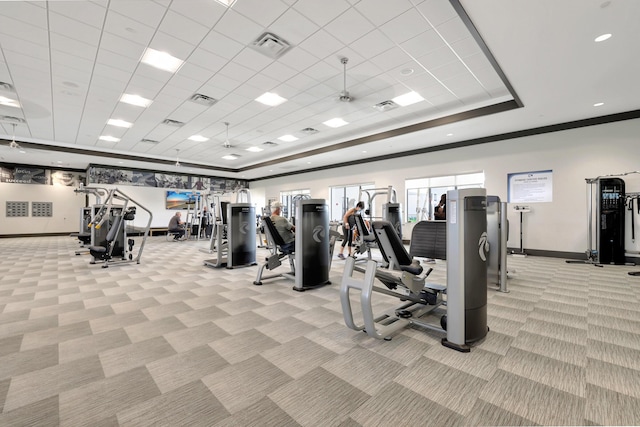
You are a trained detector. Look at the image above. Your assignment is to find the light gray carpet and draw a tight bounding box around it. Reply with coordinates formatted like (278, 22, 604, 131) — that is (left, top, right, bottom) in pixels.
(0, 235, 639, 426)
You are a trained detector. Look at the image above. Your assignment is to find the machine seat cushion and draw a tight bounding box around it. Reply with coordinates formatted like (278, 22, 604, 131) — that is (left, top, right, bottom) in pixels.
(88, 246, 107, 254)
(399, 259, 423, 276)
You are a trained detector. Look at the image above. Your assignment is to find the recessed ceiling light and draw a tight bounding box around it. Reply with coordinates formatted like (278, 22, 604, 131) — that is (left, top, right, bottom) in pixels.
(188, 135, 209, 142)
(593, 102, 604, 107)
(120, 94, 153, 108)
(222, 154, 240, 160)
(0, 96, 19, 108)
(323, 118, 349, 128)
(107, 119, 132, 128)
(255, 92, 287, 107)
(306, 162, 311, 164)
(278, 134, 298, 142)
(362, 150, 367, 153)
(392, 91, 425, 106)
(141, 48, 184, 73)
(118, 161, 124, 164)
(99, 135, 120, 142)
(213, 0, 237, 7)
(594, 33, 612, 42)
(400, 68, 414, 76)
(246, 146, 264, 152)
(447, 133, 454, 136)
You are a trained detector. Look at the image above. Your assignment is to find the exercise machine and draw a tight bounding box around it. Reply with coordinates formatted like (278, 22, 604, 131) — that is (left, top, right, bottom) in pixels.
(567, 171, 638, 266)
(486, 196, 509, 293)
(359, 185, 402, 239)
(85, 187, 152, 267)
(254, 199, 339, 291)
(204, 189, 256, 269)
(341, 188, 489, 352)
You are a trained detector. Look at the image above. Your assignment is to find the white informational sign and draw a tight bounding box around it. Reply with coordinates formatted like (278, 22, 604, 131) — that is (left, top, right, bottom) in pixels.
(507, 170, 553, 203)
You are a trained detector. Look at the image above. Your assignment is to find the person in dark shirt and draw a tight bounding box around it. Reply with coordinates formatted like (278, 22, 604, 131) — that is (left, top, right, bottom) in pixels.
(434, 194, 446, 220)
(168, 212, 185, 240)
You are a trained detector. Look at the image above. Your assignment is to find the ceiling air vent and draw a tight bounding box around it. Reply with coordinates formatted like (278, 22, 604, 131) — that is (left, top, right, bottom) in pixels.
(373, 100, 399, 112)
(0, 82, 14, 92)
(140, 138, 159, 144)
(189, 93, 218, 107)
(262, 141, 278, 146)
(161, 119, 185, 127)
(300, 127, 319, 135)
(250, 32, 291, 59)
(0, 115, 25, 124)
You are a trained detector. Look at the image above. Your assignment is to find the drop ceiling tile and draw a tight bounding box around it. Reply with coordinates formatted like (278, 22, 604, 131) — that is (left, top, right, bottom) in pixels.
(103, 10, 155, 46)
(200, 31, 245, 60)
(174, 62, 214, 84)
(233, 0, 290, 28)
(417, 0, 459, 27)
(149, 32, 197, 62)
(349, 29, 396, 59)
(450, 36, 482, 59)
(49, 33, 99, 63)
(380, 10, 432, 45)
(126, 75, 166, 97)
(109, 0, 167, 29)
(0, 16, 49, 46)
(244, 73, 281, 93)
(0, 1, 48, 29)
(92, 63, 132, 86)
(269, 8, 321, 45)
(324, 8, 375, 45)
(217, 61, 258, 84)
(100, 33, 146, 61)
(292, 0, 351, 27)
(277, 48, 319, 73)
(215, 9, 264, 45)
(233, 48, 275, 73)
(158, 10, 211, 46)
(400, 28, 445, 58)
(96, 50, 139, 74)
(415, 45, 459, 72)
(369, 47, 413, 72)
(298, 30, 344, 61)
(168, 0, 226, 27)
(431, 60, 471, 81)
(48, 1, 107, 29)
(462, 52, 494, 75)
(283, 72, 318, 91)
(4, 50, 51, 77)
(435, 17, 470, 45)
(302, 59, 341, 83)
(259, 61, 300, 84)
(51, 64, 92, 86)
(205, 73, 243, 94)
(354, 0, 413, 26)
(187, 48, 227, 74)
(49, 11, 102, 47)
(0, 34, 50, 62)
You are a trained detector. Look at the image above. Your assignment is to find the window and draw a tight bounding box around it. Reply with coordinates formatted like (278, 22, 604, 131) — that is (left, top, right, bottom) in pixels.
(330, 183, 374, 222)
(405, 172, 484, 222)
(279, 189, 310, 219)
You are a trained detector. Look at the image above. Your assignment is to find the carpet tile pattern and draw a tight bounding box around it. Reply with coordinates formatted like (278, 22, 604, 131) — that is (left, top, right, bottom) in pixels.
(0, 235, 639, 426)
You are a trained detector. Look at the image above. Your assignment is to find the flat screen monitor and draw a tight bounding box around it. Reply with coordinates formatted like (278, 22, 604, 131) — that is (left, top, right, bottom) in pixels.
(166, 191, 197, 210)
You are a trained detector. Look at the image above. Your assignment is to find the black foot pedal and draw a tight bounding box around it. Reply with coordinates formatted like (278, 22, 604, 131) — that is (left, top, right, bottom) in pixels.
(396, 309, 412, 318)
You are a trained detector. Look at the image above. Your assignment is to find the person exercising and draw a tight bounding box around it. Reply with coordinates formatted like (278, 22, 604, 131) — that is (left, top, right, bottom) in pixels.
(434, 194, 446, 220)
(270, 201, 295, 253)
(338, 201, 364, 259)
(168, 211, 185, 240)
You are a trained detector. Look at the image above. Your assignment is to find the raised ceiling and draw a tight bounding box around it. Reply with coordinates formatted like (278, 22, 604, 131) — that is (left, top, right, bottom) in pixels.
(0, 0, 638, 180)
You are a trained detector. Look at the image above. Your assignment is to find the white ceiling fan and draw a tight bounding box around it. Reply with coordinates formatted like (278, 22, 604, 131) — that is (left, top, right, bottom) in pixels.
(223, 122, 232, 148)
(175, 148, 181, 167)
(339, 57, 354, 103)
(7, 123, 25, 153)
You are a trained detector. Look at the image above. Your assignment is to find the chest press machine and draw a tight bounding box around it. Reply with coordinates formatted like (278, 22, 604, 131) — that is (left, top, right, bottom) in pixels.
(254, 199, 339, 291)
(341, 188, 489, 352)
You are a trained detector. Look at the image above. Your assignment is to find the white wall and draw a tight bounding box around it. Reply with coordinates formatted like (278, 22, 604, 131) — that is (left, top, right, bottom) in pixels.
(250, 118, 640, 254)
(0, 183, 85, 235)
